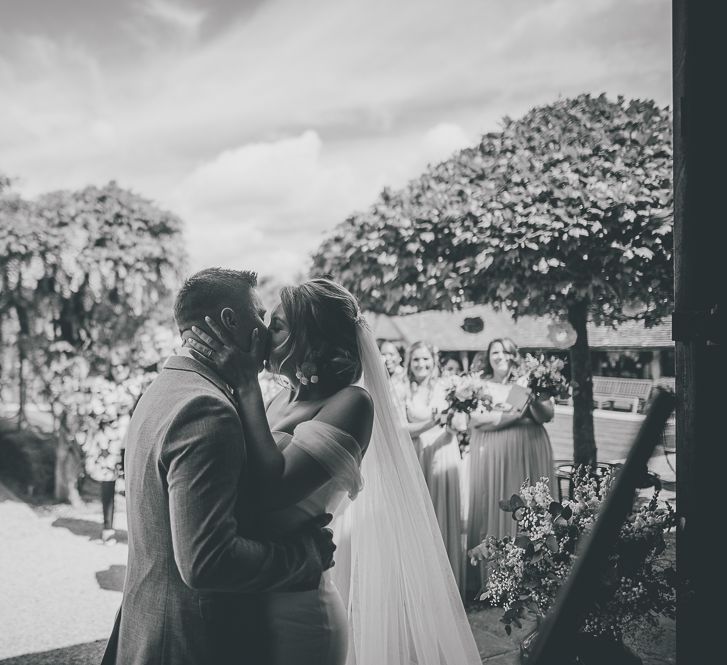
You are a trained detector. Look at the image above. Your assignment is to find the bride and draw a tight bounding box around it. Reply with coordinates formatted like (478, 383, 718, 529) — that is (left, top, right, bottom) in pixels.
(186, 278, 481, 665)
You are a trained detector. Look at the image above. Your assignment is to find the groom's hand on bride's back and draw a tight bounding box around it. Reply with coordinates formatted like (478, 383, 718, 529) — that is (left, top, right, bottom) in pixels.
(283, 512, 336, 591)
(306, 513, 336, 571)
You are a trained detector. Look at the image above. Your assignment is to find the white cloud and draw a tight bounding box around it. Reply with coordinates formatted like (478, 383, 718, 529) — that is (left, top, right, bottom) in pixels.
(0, 0, 671, 279)
(169, 130, 372, 280)
(137, 0, 206, 38)
(167, 122, 480, 280)
(176, 131, 335, 213)
(420, 123, 474, 167)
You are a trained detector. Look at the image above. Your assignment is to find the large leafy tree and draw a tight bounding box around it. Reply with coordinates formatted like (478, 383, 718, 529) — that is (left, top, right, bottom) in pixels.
(313, 94, 673, 465)
(0, 181, 187, 501)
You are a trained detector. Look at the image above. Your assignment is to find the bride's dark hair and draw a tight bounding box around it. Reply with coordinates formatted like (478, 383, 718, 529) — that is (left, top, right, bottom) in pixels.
(272, 278, 363, 393)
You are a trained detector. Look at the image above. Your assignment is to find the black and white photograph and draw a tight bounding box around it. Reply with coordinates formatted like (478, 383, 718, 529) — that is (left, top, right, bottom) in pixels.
(1, 1, 722, 663)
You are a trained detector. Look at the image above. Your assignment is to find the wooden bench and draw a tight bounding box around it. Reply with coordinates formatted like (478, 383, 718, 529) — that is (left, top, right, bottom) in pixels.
(592, 376, 654, 413)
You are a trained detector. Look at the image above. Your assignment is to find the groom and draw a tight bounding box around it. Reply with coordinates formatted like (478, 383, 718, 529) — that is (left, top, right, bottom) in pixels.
(102, 268, 335, 665)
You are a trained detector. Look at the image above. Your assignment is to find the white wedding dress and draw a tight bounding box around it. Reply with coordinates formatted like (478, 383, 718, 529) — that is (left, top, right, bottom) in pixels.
(264, 421, 363, 665)
(261, 323, 482, 665)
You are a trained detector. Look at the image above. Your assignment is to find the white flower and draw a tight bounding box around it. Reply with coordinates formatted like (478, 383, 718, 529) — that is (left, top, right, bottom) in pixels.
(454, 383, 474, 401)
(450, 411, 469, 432)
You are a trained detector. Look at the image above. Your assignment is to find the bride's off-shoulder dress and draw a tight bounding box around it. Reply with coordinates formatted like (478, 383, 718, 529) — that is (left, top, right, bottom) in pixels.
(263, 420, 363, 665)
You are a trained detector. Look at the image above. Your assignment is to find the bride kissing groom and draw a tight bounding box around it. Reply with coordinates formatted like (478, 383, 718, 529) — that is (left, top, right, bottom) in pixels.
(102, 268, 481, 665)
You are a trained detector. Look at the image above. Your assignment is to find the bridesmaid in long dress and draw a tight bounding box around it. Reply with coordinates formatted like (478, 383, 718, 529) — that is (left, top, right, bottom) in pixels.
(403, 341, 467, 595)
(378, 340, 409, 409)
(466, 337, 555, 594)
(402, 341, 441, 461)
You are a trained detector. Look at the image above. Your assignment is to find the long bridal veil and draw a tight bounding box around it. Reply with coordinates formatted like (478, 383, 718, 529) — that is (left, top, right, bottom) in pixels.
(331, 319, 481, 665)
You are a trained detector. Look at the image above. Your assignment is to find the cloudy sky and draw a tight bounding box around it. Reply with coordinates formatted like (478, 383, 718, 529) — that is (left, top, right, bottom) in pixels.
(0, 0, 671, 281)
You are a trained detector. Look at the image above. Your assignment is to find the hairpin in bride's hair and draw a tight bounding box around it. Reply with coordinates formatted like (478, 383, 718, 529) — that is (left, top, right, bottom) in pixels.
(354, 311, 369, 329)
(295, 360, 319, 386)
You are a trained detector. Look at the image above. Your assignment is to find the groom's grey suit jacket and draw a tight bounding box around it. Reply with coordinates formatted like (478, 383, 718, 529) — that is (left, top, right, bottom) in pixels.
(101, 355, 321, 665)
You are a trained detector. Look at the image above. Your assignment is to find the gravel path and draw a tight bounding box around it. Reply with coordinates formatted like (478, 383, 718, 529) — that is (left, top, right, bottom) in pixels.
(0, 479, 674, 664)
(0, 481, 126, 663)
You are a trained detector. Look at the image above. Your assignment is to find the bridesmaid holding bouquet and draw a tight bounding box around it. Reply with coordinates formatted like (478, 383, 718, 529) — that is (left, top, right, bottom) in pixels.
(403, 340, 467, 594)
(466, 337, 555, 594)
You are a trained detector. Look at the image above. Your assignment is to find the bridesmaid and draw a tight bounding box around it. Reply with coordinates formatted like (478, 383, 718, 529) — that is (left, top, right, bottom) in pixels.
(378, 339, 409, 409)
(466, 337, 555, 593)
(402, 340, 442, 460)
(403, 340, 467, 595)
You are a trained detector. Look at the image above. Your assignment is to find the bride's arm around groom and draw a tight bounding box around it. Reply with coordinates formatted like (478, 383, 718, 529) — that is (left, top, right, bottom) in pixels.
(164, 391, 332, 593)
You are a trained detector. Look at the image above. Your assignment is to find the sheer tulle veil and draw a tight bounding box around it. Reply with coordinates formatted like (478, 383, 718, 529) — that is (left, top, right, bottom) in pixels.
(330, 317, 481, 665)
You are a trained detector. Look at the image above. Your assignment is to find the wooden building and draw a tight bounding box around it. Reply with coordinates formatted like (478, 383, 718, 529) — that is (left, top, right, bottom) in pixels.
(368, 305, 674, 381)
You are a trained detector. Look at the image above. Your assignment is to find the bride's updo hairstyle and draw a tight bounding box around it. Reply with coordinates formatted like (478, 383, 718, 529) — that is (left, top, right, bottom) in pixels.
(275, 278, 363, 393)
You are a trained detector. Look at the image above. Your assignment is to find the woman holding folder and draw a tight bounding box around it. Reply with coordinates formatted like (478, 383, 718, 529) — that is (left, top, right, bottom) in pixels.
(465, 337, 555, 593)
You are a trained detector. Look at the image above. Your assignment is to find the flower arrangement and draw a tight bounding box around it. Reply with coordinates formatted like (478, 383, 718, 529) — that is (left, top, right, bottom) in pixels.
(438, 373, 492, 433)
(516, 353, 570, 400)
(41, 342, 158, 482)
(468, 471, 676, 643)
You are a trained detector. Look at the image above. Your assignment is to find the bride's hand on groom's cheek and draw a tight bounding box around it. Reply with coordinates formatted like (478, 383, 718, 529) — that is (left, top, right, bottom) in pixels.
(186, 317, 261, 387)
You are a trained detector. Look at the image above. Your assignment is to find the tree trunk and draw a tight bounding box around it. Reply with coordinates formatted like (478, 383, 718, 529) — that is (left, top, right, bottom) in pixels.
(567, 301, 597, 466)
(17, 347, 26, 430)
(15, 306, 29, 431)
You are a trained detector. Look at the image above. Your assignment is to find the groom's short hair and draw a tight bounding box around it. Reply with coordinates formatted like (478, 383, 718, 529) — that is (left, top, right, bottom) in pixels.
(173, 267, 257, 332)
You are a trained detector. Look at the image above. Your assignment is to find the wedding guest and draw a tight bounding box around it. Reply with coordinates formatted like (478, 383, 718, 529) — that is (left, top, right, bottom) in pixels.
(403, 341, 442, 458)
(439, 354, 466, 537)
(378, 339, 409, 406)
(85, 429, 124, 544)
(404, 340, 466, 595)
(441, 355, 463, 377)
(466, 337, 555, 594)
(469, 350, 487, 373)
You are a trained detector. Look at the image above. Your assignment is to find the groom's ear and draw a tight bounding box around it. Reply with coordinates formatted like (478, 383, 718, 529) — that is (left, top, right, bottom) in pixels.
(220, 307, 238, 330)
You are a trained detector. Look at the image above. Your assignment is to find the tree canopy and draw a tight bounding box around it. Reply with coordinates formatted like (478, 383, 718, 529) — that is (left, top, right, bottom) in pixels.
(313, 93, 673, 326)
(312, 94, 673, 465)
(1, 181, 186, 368)
(1, 180, 187, 499)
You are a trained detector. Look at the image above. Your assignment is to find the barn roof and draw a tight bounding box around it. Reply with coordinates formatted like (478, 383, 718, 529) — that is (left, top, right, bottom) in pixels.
(366, 306, 673, 352)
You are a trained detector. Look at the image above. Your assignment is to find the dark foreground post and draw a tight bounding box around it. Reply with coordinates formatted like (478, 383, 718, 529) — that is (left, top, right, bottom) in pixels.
(672, 1, 726, 663)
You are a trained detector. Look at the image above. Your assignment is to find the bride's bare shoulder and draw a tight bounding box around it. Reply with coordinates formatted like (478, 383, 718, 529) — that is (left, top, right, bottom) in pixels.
(316, 386, 374, 452)
(326, 385, 373, 413)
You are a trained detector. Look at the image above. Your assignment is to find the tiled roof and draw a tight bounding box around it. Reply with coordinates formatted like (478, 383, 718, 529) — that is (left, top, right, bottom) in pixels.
(367, 306, 673, 351)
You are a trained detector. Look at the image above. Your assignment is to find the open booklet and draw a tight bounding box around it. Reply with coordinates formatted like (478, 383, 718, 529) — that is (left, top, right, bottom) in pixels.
(505, 383, 531, 412)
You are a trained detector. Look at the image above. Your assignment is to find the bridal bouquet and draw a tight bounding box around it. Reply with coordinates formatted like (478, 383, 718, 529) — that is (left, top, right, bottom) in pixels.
(438, 373, 492, 434)
(468, 471, 676, 642)
(516, 353, 570, 400)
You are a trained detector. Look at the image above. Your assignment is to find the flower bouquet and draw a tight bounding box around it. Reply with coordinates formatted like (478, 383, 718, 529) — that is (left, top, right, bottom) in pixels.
(468, 471, 676, 647)
(439, 373, 492, 432)
(516, 353, 570, 401)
